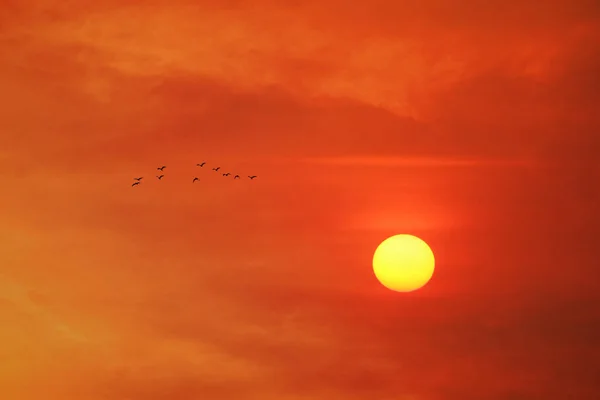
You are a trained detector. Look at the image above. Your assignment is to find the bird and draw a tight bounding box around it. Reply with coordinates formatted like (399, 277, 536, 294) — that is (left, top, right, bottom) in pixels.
(133, 177, 143, 181)
(197, 162, 206, 167)
(223, 172, 231, 177)
(193, 177, 199, 183)
(157, 166, 166, 171)
(212, 167, 220, 171)
(132, 181, 140, 187)
(248, 175, 257, 179)
(234, 175, 240, 179)
(157, 175, 164, 180)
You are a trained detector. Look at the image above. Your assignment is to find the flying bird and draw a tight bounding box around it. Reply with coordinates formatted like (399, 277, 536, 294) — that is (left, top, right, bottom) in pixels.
(234, 175, 240, 179)
(212, 167, 220, 171)
(197, 162, 206, 167)
(223, 173, 231, 177)
(133, 177, 143, 181)
(132, 181, 140, 187)
(157, 166, 166, 171)
(248, 175, 257, 179)
(193, 177, 199, 183)
(157, 175, 164, 180)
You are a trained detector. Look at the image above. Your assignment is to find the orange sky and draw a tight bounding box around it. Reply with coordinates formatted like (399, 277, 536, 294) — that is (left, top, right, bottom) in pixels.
(1, 0, 599, 399)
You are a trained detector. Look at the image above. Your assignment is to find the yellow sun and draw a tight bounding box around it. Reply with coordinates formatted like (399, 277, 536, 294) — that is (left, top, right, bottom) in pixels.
(372, 234, 435, 292)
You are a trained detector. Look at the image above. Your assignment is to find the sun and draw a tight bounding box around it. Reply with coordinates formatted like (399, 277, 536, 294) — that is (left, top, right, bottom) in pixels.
(372, 234, 435, 292)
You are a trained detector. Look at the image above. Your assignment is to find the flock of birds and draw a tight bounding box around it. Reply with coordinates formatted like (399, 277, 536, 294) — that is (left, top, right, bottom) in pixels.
(131, 162, 257, 187)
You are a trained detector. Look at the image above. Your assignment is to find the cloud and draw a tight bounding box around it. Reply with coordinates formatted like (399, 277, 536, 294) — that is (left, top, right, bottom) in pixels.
(0, 274, 87, 343)
(300, 156, 536, 167)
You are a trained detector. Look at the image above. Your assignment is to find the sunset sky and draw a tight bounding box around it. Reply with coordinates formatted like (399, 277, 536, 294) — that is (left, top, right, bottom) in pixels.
(1, 0, 599, 398)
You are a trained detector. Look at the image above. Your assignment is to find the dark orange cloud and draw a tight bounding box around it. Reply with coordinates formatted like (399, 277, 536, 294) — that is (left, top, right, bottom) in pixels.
(1, 0, 599, 399)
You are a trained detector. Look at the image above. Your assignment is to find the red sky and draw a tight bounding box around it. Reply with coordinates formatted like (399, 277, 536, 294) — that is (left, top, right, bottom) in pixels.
(1, 0, 599, 398)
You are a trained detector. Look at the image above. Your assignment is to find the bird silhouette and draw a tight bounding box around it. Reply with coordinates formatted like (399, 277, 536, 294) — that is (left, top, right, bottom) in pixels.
(248, 175, 257, 179)
(212, 167, 220, 171)
(157, 166, 166, 171)
(197, 162, 206, 167)
(132, 181, 140, 187)
(157, 175, 164, 180)
(193, 177, 199, 183)
(223, 172, 231, 177)
(133, 177, 143, 181)
(234, 175, 240, 179)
